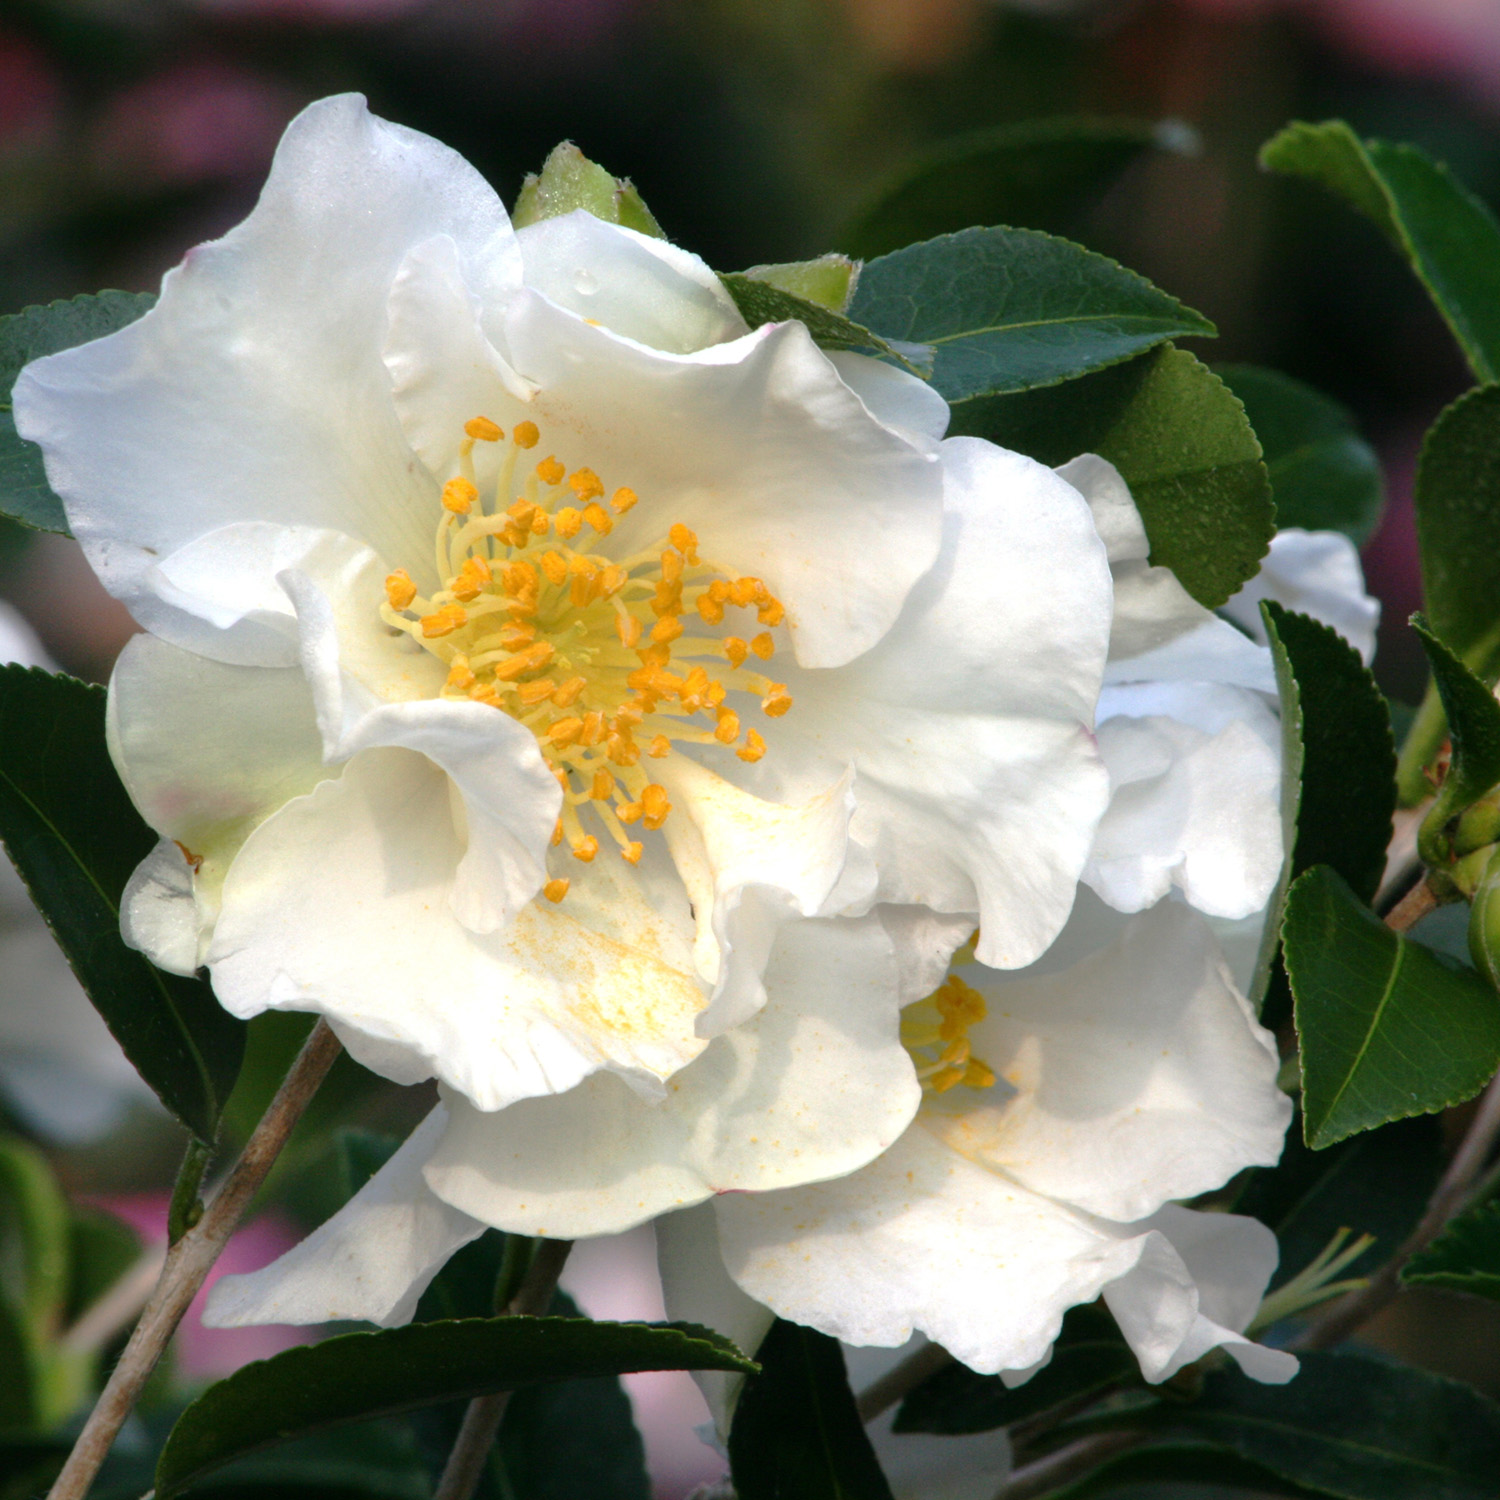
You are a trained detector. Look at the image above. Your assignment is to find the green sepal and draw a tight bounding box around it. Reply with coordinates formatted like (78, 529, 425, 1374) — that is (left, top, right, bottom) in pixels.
(1467, 846, 1500, 992)
(738, 254, 859, 312)
(512, 143, 664, 238)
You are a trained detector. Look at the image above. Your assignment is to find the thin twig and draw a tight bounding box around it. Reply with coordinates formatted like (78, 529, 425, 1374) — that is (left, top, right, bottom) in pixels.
(993, 1431, 1142, 1500)
(855, 1341, 953, 1423)
(1293, 1065, 1500, 1351)
(59, 1246, 166, 1358)
(1383, 875, 1439, 933)
(433, 1237, 575, 1500)
(47, 1019, 342, 1500)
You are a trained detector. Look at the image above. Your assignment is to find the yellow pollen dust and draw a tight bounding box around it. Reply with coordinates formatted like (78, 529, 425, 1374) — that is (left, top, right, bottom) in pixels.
(900, 973, 999, 1095)
(378, 415, 795, 896)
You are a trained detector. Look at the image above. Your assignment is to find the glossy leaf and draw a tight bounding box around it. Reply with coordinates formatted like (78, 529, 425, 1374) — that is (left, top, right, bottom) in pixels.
(0, 666, 245, 1142)
(1049, 1441, 1317, 1499)
(1216, 364, 1385, 546)
(957, 344, 1271, 607)
(1262, 121, 1500, 384)
(1235, 1114, 1441, 1290)
(842, 115, 1169, 259)
(156, 1316, 755, 1497)
(729, 1319, 894, 1500)
(847, 225, 1213, 404)
(720, 273, 926, 374)
(894, 1304, 1135, 1436)
(1175, 1348, 1500, 1500)
(1285, 865, 1500, 1148)
(1402, 1197, 1500, 1301)
(0, 291, 154, 534)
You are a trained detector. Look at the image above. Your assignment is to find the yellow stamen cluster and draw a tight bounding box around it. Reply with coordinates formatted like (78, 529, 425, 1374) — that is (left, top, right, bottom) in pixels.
(900, 973, 998, 1094)
(379, 416, 794, 890)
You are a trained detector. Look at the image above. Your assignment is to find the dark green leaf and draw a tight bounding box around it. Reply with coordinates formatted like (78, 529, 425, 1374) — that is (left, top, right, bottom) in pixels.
(719, 275, 926, 375)
(729, 1319, 894, 1500)
(1235, 1113, 1441, 1290)
(0, 1137, 69, 1334)
(177, 1423, 433, 1500)
(1216, 365, 1385, 546)
(1285, 865, 1500, 1148)
(1264, 603, 1396, 903)
(956, 344, 1272, 607)
(0, 292, 155, 534)
(1174, 1348, 1500, 1500)
(1262, 121, 1500, 384)
(841, 115, 1168, 260)
(894, 1305, 1134, 1435)
(1047, 1441, 1319, 1499)
(0, 666, 245, 1142)
(0, 1436, 68, 1499)
(0, 1299, 37, 1432)
(1402, 1197, 1500, 1301)
(156, 1316, 756, 1497)
(1412, 617, 1500, 867)
(848, 226, 1213, 404)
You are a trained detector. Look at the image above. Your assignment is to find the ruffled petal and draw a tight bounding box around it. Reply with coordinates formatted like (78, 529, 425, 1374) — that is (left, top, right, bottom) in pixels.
(515, 211, 748, 354)
(205, 747, 709, 1109)
(933, 902, 1289, 1221)
(204, 1108, 486, 1328)
(1221, 528, 1380, 665)
(656, 1201, 774, 1437)
(13, 94, 516, 663)
(494, 293, 944, 669)
(420, 916, 918, 1236)
(765, 437, 1111, 969)
(824, 351, 951, 451)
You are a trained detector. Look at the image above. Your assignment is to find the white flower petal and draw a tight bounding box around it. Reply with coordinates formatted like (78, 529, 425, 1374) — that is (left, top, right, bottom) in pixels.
(516, 211, 748, 354)
(204, 1107, 486, 1328)
(1084, 713, 1283, 918)
(1222, 528, 1380, 665)
(656, 1201, 774, 1437)
(715, 1123, 1154, 1375)
(768, 438, 1111, 968)
(931, 902, 1290, 1221)
(13, 94, 515, 662)
(876, 906, 978, 1005)
(824, 351, 951, 450)
(206, 747, 708, 1108)
(496, 293, 944, 668)
(421, 916, 918, 1236)
(120, 838, 204, 976)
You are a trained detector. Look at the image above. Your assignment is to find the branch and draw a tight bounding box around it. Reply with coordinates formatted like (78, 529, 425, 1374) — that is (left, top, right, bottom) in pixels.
(855, 1342, 953, 1423)
(1383, 874, 1440, 933)
(994, 1431, 1142, 1500)
(433, 1237, 575, 1500)
(47, 1019, 342, 1500)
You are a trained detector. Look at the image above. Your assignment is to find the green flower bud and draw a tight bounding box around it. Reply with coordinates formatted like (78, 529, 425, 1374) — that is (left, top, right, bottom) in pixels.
(1468, 844, 1500, 991)
(513, 142, 664, 238)
(1455, 790, 1500, 858)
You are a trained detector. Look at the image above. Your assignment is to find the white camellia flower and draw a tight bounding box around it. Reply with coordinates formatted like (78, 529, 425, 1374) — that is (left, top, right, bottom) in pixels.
(15, 95, 1113, 1219)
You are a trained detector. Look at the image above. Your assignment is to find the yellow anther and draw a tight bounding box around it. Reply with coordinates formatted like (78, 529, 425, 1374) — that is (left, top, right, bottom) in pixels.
(724, 637, 749, 668)
(539, 551, 569, 586)
(569, 467, 605, 503)
(599, 565, 627, 596)
(543, 877, 570, 903)
(501, 561, 538, 597)
(552, 677, 587, 708)
(714, 709, 740, 744)
(591, 768, 616, 801)
(617, 800, 643, 824)
(648, 734, 671, 758)
(570, 570, 599, 608)
(606, 732, 639, 767)
(706, 679, 726, 706)
(661, 550, 684, 584)
(536, 455, 565, 486)
(465, 416, 504, 442)
(697, 594, 725, 624)
(552, 820, 565, 847)
(385, 569, 417, 610)
(962, 1060, 997, 1090)
(420, 604, 467, 638)
(678, 666, 711, 708)
(738, 729, 766, 763)
(513, 420, 540, 449)
(615, 612, 643, 648)
(931, 1066, 965, 1094)
(621, 841, 643, 864)
(518, 678, 557, 706)
(469, 683, 502, 707)
(611, 486, 638, 514)
(708, 580, 731, 603)
(499, 622, 537, 650)
(446, 657, 476, 692)
(669, 524, 699, 561)
(442, 477, 478, 515)
(580, 711, 607, 746)
(651, 615, 683, 645)
(555, 507, 584, 540)
(582, 502, 613, 536)
(750, 632, 775, 660)
(573, 835, 599, 863)
(641, 784, 671, 830)
(547, 716, 585, 747)
(452, 559, 491, 602)
(730, 577, 761, 607)
(531, 508, 551, 536)
(614, 700, 645, 727)
(758, 596, 786, 627)
(494, 640, 556, 680)
(651, 580, 683, 617)
(762, 684, 792, 718)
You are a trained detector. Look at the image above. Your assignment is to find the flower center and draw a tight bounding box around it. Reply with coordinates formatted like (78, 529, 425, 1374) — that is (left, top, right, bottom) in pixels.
(901, 972, 998, 1094)
(379, 416, 793, 899)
